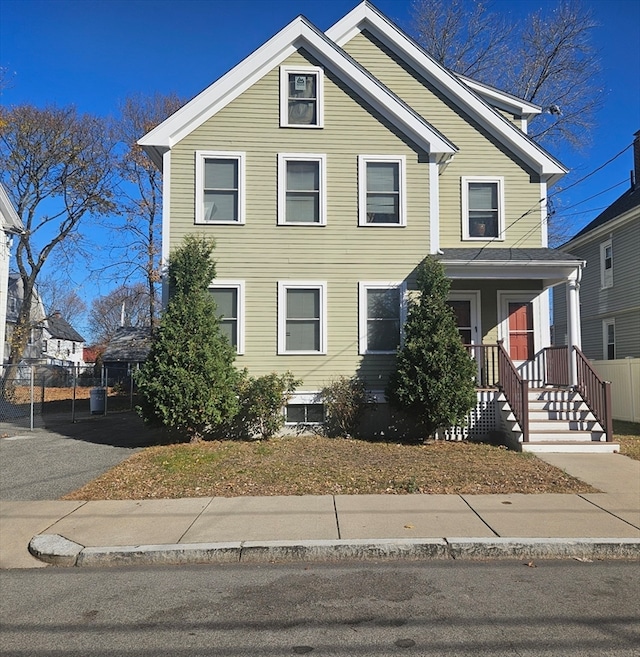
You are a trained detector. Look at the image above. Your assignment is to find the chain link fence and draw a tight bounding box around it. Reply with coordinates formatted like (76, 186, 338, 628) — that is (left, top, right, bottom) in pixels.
(0, 363, 141, 430)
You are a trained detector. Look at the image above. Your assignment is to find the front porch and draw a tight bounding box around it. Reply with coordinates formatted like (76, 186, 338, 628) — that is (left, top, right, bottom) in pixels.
(446, 343, 618, 453)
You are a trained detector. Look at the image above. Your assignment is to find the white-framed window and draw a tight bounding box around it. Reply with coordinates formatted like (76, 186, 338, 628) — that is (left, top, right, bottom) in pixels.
(277, 154, 326, 225)
(462, 177, 504, 240)
(600, 239, 613, 289)
(358, 282, 406, 354)
(278, 281, 327, 355)
(358, 155, 406, 226)
(285, 403, 325, 424)
(195, 151, 245, 224)
(209, 280, 245, 354)
(280, 66, 324, 128)
(603, 319, 615, 360)
(284, 392, 324, 425)
(8, 296, 17, 314)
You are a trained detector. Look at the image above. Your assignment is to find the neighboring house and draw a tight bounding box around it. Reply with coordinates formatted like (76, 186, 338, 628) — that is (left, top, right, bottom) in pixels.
(5, 274, 85, 368)
(0, 185, 24, 364)
(101, 327, 152, 380)
(5, 273, 47, 363)
(139, 1, 613, 451)
(554, 131, 640, 361)
(42, 311, 86, 367)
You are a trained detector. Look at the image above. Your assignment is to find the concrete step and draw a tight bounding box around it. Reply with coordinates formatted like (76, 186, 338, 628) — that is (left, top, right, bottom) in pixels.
(527, 429, 606, 443)
(522, 441, 620, 453)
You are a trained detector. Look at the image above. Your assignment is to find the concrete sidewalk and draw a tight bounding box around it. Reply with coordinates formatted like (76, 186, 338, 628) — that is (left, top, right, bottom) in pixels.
(2, 453, 639, 569)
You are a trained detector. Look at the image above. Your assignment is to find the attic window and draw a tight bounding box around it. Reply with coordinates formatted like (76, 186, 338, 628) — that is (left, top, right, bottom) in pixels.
(280, 66, 324, 128)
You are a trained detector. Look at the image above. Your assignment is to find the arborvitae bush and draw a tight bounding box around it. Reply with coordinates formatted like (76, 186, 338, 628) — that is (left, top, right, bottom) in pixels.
(386, 257, 477, 439)
(136, 236, 240, 441)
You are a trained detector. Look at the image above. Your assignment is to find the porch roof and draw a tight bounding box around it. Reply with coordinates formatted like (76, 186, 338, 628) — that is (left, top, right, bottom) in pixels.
(436, 248, 584, 287)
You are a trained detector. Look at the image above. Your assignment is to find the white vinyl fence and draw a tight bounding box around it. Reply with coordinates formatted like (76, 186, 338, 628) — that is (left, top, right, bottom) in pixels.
(591, 358, 640, 423)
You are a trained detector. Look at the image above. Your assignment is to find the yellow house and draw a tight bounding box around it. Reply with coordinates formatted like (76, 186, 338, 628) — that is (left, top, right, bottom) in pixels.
(140, 1, 615, 452)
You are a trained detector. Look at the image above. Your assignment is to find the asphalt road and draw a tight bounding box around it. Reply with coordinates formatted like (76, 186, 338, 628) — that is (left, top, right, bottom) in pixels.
(0, 412, 169, 500)
(1, 560, 638, 656)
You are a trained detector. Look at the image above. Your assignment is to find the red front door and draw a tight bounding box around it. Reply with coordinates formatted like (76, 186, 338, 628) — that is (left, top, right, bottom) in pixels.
(508, 302, 534, 361)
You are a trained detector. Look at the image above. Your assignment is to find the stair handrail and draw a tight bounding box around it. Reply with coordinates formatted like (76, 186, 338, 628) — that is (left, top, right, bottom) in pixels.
(574, 346, 614, 442)
(496, 340, 529, 443)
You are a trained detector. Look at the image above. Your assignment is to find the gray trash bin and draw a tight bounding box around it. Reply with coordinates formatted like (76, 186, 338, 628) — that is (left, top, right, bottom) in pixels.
(90, 387, 106, 414)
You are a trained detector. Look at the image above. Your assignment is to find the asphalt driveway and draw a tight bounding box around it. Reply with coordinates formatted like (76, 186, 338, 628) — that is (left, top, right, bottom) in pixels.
(0, 412, 169, 500)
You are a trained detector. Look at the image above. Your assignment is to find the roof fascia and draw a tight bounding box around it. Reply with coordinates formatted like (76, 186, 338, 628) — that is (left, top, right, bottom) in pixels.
(0, 184, 23, 234)
(442, 259, 584, 286)
(562, 207, 639, 251)
(326, 2, 567, 184)
(455, 74, 542, 119)
(139, 14, 456, 165)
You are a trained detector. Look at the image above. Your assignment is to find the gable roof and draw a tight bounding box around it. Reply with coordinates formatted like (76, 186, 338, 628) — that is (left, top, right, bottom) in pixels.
(326, 1, 566, 184)
(570, 185, 640, 243)
(0, 184, 24, 235)
(46, 313, 85, 343)
(139, 11, 456, 169)
(102, 327, 152, 363)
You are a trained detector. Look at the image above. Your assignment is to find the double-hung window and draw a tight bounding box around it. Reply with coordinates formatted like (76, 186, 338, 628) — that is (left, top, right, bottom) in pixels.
(209, 281, 245, 354)
(195, 151, 245, 224)
(600, 239, 613, 288)
(278, 282, 327, 354)
(603, 319, 615, 360)
(358, 156, 406, 226)
(462, 177, 504, 240)
(359, 282, 406, 354)
(278, 154, 326, 225)
(280, 66, 324, 128)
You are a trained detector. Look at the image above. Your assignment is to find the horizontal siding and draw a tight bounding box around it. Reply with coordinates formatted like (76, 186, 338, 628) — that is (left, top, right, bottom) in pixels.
(170, 50, 431, 390)
(343, 31, 543, 249)
(562, 219, 640, 359)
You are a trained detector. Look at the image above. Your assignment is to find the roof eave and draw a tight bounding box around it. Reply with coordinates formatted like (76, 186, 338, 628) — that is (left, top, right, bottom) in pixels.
(326, 2, 567, 183)
(138, 14, 457, 160)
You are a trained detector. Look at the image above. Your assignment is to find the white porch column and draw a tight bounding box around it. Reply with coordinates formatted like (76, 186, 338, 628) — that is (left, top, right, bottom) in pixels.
(566, 269, 582, 386)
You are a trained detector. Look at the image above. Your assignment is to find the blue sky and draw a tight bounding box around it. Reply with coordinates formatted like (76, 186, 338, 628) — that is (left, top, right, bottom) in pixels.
(1, 0, 639, 337)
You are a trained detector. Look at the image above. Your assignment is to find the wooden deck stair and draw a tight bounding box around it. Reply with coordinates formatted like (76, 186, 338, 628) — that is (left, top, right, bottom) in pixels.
(520, 388, 619, 453)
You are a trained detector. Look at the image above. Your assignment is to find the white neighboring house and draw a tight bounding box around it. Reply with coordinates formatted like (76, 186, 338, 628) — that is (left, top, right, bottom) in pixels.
(0, 184, 24, 364)
(42, 311, 86, 367)
(5, 274, 85, 368)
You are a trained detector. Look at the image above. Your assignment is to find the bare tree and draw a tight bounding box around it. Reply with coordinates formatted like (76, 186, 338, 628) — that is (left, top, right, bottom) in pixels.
(37, 275, 87, 326)
(410, 0, 601, 149)
(110, 93, 183, 328)
(88, 283, 151, 345)
(0, 104, 115, 378)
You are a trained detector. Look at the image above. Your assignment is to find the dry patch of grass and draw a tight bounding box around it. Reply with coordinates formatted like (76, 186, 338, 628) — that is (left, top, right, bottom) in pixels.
(615, 420, 640, 461)
(64, 435, 596, 500)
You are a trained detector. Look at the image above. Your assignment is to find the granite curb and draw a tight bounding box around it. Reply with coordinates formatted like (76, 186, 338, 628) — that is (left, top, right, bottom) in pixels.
(29, 534, 640, 568)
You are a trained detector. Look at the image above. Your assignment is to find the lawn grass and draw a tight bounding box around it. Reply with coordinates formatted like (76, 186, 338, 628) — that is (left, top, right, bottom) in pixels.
(615, 420, 640, 461)
(64, 434, 598, 500)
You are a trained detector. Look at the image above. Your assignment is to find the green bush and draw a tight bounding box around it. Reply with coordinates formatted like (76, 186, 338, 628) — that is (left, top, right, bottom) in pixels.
(136, 236, 240, 442)
(227, 371, 300, 440)
(386, 256, 477, 439)
(321, 375, 374, 438)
